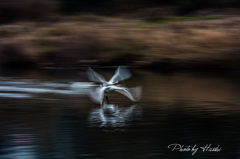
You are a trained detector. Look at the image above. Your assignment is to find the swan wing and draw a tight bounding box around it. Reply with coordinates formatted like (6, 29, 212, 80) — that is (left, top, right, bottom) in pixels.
(109, 66, 132, 84)
(115, 86, 142, 101)
(89, 87, 106, 103)
(88, 67, 107, 83)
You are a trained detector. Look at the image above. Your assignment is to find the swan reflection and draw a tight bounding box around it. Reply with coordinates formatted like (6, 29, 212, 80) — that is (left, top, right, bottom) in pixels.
(89, 101, 141, 128)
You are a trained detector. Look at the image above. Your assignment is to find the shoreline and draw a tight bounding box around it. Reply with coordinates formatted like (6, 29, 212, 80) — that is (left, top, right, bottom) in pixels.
(0, 14, 240, 72)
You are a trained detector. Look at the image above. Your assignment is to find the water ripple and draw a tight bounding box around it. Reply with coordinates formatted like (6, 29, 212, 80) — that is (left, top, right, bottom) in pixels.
(0, 77, 96, 98)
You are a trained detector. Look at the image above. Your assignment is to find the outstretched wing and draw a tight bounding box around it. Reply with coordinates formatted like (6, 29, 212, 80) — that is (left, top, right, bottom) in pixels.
(109, 66, 132, 84)
(88, 67, 107, 83)
(89, 87, 106, 103)
(115, 86, 142, 101)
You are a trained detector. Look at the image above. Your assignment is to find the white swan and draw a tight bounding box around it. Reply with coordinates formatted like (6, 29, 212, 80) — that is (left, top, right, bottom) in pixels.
(88, 66, 141, 104)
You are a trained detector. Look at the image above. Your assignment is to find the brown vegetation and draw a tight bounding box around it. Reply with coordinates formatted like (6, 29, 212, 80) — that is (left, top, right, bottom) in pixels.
(0, 14, 240, 70)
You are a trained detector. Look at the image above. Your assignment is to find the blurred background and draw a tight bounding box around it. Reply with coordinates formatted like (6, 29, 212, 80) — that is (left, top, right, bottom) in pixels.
(0, 0, 240, 70)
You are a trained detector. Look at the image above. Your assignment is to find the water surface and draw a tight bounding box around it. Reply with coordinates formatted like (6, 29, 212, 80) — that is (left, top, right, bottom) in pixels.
(0, 69, 240, 159)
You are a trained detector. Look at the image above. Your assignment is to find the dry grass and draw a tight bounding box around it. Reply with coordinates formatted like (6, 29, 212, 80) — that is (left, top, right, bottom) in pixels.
(1, 15, 240, 69)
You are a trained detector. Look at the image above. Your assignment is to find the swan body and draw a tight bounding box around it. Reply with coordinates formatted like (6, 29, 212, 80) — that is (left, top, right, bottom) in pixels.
(88, 66, 141, 104)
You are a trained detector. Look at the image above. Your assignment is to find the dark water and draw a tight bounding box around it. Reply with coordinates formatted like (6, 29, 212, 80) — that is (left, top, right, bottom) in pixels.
(0, 69, 240, 159)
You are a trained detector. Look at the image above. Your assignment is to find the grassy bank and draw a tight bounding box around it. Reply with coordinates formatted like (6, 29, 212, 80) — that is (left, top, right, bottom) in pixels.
(0, 14, 240, 71)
